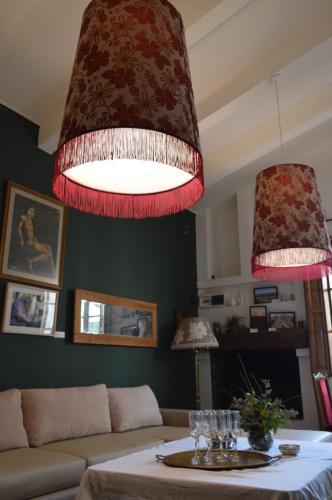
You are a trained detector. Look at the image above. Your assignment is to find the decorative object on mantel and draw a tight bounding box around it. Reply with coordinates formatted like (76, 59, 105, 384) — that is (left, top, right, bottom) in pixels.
(269, 312, 296, 330)
(252, 75, 332, 282)
(171, 317, 219, 409)
(233, 379, 298, 451)
(250, 306, 268, 330)
(52, 0, 204, 219)
(223, 315, 247, 334)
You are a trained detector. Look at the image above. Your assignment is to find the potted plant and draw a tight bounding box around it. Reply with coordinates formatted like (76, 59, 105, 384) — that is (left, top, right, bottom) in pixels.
(223, 315, 248, 334)
(232, 379, 298, 451)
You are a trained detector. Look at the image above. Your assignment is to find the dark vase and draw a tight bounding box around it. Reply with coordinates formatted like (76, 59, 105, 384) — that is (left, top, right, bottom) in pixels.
(248, 429, 274, 451)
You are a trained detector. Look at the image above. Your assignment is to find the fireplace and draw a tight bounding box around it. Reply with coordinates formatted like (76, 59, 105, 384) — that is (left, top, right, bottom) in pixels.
(210, 349, 303, 418)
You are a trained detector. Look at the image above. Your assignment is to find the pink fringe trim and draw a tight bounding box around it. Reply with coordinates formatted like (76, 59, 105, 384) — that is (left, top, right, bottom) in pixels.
(56, 128, 201, 177)
(53, 170, 204, 218)
(252, 258, 332, 282)
(53, 128, 204, 218)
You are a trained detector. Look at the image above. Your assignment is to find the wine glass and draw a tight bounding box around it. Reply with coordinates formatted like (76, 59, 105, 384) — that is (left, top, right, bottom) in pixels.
(230, 410, 241, 461)
(215, 410, 228, 461)
(189, 410, 203, 464)
(202, 410, 217, 464)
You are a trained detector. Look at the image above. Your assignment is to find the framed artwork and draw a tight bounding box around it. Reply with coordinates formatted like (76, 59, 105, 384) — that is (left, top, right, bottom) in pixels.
(1, 282, 58, 336)
(254, 286, 278, 304)
(269, 312, 296, 330)
(73, 289, 157, 348)
(0, 182, 67, 288)
(250, 305, 268, 330)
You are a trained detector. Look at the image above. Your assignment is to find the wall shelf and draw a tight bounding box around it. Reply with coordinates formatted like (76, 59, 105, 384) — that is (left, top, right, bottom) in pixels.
(216, 329, 308, 351)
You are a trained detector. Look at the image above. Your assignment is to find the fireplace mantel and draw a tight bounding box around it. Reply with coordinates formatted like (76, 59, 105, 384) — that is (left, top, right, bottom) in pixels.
(217, 329, 308, 351)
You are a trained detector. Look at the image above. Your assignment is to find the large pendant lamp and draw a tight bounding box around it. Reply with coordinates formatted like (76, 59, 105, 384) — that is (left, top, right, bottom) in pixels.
(252, 76, 332, 282)
(52, 0, 204, 218)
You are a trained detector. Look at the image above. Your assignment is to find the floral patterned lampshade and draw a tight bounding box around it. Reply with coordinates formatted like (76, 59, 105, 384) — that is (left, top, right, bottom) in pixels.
(53, 0, 204, 218)
(252, 163, 332, 282)
(171, 317, 219, 350)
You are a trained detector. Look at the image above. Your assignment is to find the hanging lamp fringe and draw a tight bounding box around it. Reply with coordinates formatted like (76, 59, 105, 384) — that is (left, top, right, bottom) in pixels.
(55, 128, 201, 177)
(53, 128, 203, 218)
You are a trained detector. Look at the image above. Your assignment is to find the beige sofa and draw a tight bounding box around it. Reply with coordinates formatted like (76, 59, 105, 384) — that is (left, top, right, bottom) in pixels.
(0, 385, 189, 500)
(1, 385, 331, 500)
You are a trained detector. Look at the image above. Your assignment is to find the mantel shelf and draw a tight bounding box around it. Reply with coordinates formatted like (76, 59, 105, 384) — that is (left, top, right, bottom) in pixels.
(215, 329, 308, 351)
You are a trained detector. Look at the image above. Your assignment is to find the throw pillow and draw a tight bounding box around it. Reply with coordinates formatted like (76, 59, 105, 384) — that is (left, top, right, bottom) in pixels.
(108, 385, 162, 432)
(22, 384, 112, 446)
(0, 389, 29, 451)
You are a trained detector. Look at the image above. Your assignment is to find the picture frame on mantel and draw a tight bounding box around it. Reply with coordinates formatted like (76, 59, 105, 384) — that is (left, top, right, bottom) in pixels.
(0, 182, 67, 288)
(269, 312, 296, 330)
(250, 305, 268, 330)
(73, 289, 158, 348)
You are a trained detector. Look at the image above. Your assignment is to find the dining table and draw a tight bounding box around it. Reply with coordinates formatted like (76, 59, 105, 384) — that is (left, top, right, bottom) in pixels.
(76, 436, 332, 500)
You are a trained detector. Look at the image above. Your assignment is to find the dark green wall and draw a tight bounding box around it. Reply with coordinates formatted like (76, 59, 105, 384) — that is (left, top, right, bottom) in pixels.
(0, 105, 197, 408)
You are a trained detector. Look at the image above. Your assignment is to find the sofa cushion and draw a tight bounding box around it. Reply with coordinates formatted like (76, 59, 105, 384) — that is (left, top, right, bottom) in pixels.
(108, 385, 162, 432)
(42, 431, 163, 466)
(22, 384, 111, 446)
(0, 389, 29, 451)
(125, 424, 189, 442)
(0, 447, 85, 500)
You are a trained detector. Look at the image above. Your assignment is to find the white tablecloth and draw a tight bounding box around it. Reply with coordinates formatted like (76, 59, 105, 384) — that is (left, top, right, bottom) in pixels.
(76, 437, 332, 500)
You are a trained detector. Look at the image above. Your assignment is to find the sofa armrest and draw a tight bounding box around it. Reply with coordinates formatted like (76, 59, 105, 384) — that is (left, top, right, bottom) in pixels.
(160, 409, 189, 427)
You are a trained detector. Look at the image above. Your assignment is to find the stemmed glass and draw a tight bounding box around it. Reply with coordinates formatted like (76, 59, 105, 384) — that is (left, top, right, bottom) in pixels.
(189, 410, 203, 464)
(230, 410, 241, 461)
(216, 410, 241, 462)
(202, 410, 217, 464)
(215, 410, 228, 461)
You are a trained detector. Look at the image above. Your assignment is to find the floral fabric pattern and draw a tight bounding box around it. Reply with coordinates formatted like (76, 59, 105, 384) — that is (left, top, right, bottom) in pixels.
(252, 164, 331, 258)
(58, 0, 200, 153)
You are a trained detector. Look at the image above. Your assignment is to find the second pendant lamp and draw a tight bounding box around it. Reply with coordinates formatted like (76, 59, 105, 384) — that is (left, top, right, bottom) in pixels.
(52, 0, 204, 218)
(252, 75, 332, 282)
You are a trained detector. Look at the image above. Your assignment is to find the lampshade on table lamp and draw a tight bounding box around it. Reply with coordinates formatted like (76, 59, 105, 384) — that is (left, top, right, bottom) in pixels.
(171, 317, 219, 409)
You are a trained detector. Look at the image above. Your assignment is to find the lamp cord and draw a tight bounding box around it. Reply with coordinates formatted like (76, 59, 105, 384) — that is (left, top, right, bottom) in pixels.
(272, 77, 286, 165)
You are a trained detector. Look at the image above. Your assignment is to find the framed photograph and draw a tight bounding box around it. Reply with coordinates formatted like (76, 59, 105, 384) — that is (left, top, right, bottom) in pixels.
(254, 286, 278, 304)
(73, 289, 157, 348)
(2, 282, 58, 336)
(0, 182, 67, 288)
(269, 312, 296, 330)
(250, 305, 268, 330)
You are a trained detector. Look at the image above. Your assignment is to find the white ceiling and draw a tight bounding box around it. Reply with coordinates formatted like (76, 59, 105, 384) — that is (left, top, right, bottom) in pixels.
(1, 0, 332, 212)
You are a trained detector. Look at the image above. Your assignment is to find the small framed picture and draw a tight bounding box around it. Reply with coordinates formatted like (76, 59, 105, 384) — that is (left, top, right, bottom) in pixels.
(269, 312, 296, 330)
(254, 286, 278, 304)
(0, 182, 67, 288)
(250, 305, 268, 330)
(2, 283, 58, 336)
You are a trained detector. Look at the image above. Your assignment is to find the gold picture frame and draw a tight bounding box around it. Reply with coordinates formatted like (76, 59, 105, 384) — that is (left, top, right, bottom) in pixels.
(0, 181, 67, 288)
(73, 289, 157, 348)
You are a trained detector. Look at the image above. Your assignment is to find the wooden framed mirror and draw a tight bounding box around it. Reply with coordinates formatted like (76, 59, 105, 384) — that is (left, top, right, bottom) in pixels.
(73, 289, 157, 347)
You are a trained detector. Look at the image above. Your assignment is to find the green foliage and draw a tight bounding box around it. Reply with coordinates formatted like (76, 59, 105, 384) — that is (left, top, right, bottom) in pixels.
(232, 380, 298, 434)
(223, 315, 247, 333)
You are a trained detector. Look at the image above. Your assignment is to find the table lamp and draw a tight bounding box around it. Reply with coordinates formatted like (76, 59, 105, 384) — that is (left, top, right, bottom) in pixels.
(171, 317, 219, 409)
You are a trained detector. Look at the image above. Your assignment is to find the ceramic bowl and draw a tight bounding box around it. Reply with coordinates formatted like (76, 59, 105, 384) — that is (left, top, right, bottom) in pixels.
(279, 444, 300, 456)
